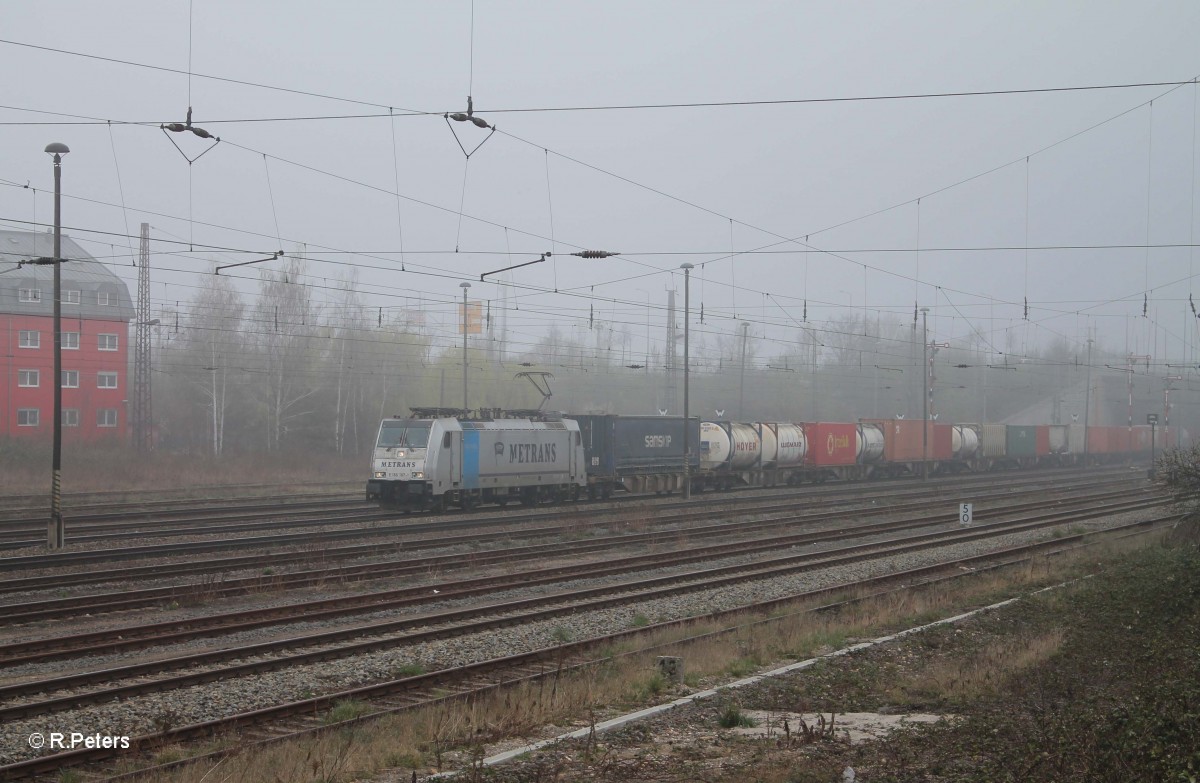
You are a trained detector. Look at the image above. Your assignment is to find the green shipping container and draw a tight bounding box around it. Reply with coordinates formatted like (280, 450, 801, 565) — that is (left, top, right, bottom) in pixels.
(1006, 425, 1038, 458)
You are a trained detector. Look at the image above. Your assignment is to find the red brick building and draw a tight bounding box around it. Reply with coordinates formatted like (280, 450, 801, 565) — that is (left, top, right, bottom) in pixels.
(1, 230, 133, 442)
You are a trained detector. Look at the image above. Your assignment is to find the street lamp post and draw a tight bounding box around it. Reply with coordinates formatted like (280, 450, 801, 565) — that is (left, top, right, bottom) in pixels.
(920, 307, 929, 481)
(460, 282, 471, 412)
(681, 263, 693, 499)
(46, 142, 69, 549)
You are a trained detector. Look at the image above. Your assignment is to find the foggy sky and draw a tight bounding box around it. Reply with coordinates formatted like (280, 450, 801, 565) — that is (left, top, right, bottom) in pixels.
(2, 1, 1199, 371)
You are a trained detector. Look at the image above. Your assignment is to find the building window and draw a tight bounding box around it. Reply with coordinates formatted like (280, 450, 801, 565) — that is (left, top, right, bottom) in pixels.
(98, 291, 112, 306)
(18, 330, 39, 349)
(62, 370, 79, 388)
(97, 372, 118, 389)
(62, 409, 79, 427)
(97, 408, 118, 428)
(63, 332, 79, 350)
(98, 333, 118, 351)
(63, 290, 81, 305)
(17, 409, 39, 426)
(19, 288, 41, 303)
(18, 369, 39, 387)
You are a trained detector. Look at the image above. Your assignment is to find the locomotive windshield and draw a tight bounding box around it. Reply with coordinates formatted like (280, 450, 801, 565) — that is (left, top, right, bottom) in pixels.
(376, 420, 432, 449)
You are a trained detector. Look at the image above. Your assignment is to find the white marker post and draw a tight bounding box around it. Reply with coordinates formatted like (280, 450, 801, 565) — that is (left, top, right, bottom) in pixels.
(959, 503, 973, 526)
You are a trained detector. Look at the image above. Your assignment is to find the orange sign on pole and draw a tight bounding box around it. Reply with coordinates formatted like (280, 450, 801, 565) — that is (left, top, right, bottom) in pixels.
(459, 301, 483, 334)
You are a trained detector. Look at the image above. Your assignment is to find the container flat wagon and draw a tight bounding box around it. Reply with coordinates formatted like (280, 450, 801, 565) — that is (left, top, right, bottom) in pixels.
(698, 421, 809, 489)
(574, 414, 698, 497)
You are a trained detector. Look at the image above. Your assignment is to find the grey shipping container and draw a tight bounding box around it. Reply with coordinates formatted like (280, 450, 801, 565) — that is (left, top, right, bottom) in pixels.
(1067, 423, 1086, 454)
(1006, 425, 1038, 458)
(572, 414, 700, 478)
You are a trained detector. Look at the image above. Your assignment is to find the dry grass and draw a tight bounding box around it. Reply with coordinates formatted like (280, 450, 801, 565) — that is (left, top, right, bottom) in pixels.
(885, 628, 1066, 706)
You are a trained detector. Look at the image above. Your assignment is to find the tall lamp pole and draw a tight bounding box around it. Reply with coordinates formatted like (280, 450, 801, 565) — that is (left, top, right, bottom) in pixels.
(459, 282, 471, 412)
(920, 307, 930, 481)
(681, 263, 693, 499)
(46, 142, 69, 549)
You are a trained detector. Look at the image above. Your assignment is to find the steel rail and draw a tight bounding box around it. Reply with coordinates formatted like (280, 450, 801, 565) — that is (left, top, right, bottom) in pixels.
(0, 494, 1168, 723)
(2, 513, 1174, 782)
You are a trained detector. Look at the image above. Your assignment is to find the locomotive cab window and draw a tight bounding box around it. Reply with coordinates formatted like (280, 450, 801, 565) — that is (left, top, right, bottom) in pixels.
(443, 433, 453, 448)
(376, 420, 431, 449)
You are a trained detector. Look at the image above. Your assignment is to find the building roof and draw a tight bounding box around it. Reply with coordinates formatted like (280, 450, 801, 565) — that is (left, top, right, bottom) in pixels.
(0, 230, 134, 321)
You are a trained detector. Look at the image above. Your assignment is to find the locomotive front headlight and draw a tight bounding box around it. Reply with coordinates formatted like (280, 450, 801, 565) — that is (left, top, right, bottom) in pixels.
(413, 471, 424, 478)
(374, 471, 386, 478)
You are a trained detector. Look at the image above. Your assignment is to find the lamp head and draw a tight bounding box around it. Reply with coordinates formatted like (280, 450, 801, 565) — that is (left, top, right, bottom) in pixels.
(44, 142, 70, 156)
(680, 262, 694, 271)
(460, 282, 471, 289)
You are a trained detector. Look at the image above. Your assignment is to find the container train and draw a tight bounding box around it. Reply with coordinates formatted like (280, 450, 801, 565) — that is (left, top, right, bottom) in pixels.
(366, 408, 1177, 511)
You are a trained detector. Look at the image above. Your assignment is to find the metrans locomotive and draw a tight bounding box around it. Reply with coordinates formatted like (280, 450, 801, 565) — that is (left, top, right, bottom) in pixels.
(368, 408, 1176, 511)
(367, 408, 586, 511)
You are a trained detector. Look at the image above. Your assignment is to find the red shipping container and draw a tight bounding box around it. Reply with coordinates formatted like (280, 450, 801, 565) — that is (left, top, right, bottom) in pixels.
(864, 419, 936, 462)
(1087, 426, 1109, 454)
(932, 423, 954, 461)
(1110, 427, 1132, 454)
(1035, 425, 1051, 457)
(803, 422, 858, 466)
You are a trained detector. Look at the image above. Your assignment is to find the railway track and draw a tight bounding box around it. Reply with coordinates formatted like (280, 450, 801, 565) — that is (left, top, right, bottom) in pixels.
(1, 508, 1175, 782)
(0, 488, 1167, 723)
(0, 481, 360, 517)
(0, 466, 1136, 574)
(0, 476, 1152, 627)
(0, 463, 1127, 532)
(0, 497, 377, 550)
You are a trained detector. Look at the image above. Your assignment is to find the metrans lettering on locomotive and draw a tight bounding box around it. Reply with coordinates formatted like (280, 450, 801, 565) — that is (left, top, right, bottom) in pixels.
(508, 442, 558, 464)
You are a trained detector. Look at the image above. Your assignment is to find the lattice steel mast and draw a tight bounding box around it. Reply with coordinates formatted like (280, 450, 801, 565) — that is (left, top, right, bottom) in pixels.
(132, 222, 152, 452)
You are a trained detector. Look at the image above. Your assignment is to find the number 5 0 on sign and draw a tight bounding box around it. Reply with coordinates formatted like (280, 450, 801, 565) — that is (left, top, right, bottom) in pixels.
(959, 503, 973, 526)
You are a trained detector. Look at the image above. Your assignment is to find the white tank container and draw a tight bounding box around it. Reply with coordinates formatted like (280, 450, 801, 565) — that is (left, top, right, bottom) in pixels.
(1048, 424, 1068, 454)
(953, 425, 980, 459)
(699, 421, 731, 470)
(756, 423, 780, 465)
(770, 423, 807, 466)
(857, 422, 885, 464)
(728, 422, 762, 469)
